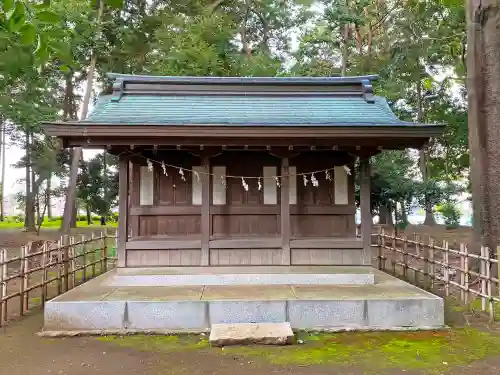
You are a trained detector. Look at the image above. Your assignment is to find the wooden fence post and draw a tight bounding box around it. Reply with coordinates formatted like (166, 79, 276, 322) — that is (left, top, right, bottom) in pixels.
(429, 238, 435, 289)
(460, 243, 466, 303)
(62, 235, 69, 293)
(23, 244, 29, 313)
(402, 234, 408, 280)
(41, 243, 47, 307)
(464, 244, 469, 304)
(486, 247, 494, 321)
(82, 234, 87, 282)
(377, 227, 384, 270)
(481, 246, 487, 312)
(1, 249, 6, 325)
(0, 249, 4, 328)
(69, 236, 76, 289)
(497, 245, 500, 297)
(56, 238, 62, 295)
(443, 240, 449, 297)
(91, 232, 96, 278)
(19, 245, 25, 316)
(102, 229, 108, 273)
(391, 230, 397, 275)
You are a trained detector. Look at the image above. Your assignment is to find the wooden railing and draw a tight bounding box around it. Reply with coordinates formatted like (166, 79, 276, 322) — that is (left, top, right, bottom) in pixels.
(376, 228, 500, 321)
(0, 231, 116, 327)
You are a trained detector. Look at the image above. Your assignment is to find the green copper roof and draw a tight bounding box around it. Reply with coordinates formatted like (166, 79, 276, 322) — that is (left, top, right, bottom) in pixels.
(84, 94, 414, 126)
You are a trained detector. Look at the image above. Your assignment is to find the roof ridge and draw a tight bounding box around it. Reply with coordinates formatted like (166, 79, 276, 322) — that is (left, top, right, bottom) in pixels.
(107, 73, 379, 85)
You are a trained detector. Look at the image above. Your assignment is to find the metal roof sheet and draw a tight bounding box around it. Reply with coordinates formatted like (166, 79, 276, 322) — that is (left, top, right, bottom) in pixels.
(83, 94, 416, 126)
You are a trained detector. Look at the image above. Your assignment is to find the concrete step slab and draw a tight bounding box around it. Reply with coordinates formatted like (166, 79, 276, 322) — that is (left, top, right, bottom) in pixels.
(209, 322, 294, 347)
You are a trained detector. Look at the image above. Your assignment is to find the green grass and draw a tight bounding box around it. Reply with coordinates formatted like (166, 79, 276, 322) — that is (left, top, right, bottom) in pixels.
(97, 328, 500, 374)
(0, 218, 117, 229)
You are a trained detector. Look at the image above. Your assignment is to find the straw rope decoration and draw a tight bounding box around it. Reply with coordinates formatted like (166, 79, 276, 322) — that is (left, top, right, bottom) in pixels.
(124, 150, 353, 189)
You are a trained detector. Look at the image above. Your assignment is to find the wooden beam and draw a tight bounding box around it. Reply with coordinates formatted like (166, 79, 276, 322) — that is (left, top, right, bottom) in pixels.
(117, 155, 130, 267)
(126, 239, 201, 250)
(209, 237, 281, 249)
(359, 157, 372, 265)
(201, 156, 210, 265)
(129, 205, 356, 216)
(290, 238, 363, 249)
(281, 157, 291, 264)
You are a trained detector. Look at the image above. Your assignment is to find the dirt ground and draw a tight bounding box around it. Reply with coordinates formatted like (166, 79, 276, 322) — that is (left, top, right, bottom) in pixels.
(1, 309, 500, 375)
(3, 225, 500, 375)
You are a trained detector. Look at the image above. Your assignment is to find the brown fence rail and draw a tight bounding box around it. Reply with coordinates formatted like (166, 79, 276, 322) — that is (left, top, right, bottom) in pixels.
(375, 228, 500, 321)
(0, 230, 117, 327)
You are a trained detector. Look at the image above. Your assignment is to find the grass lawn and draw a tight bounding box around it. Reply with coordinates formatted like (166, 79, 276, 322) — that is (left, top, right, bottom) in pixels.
(0, 218, 118, 229)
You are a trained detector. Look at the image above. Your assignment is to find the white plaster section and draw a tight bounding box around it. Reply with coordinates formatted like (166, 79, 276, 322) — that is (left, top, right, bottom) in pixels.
(212, 166, 226, 205)
(289, 166, 297, 205)
(263, 166, 278, 205)
(334, 165, 349, 204)
(191, 166, 203, 205)
(139, 166, 154, 206)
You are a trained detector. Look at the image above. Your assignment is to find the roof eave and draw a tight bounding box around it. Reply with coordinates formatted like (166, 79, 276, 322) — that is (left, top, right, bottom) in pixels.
(41, 122, 444, 139)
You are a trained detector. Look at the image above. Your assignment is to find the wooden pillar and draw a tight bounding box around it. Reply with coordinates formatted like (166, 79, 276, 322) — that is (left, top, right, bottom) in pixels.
(281, 157, 291, 265)
(117, 155, 129, 267)
(129, 163, 140, 239)
(201, 157, 211, 265)
(360, 157, 372, 265)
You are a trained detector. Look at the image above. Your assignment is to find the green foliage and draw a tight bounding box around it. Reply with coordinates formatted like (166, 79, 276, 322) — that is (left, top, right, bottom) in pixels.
(436, 202, 461, 229)
(2, 0, 470, 227)
(77, 152, 118, 218)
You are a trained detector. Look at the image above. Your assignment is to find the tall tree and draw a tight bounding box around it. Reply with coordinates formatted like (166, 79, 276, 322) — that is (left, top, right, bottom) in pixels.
(61, 0, 107, 233)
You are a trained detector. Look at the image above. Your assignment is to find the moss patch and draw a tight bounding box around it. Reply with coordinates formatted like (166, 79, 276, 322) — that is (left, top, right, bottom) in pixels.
(98, 334, 209, 351)
(98, 328, 500, 374)
(225, 329, 500, 373)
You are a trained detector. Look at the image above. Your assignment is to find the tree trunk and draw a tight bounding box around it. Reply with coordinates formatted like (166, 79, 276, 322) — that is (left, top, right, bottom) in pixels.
(341, 23, 349, 76)
(86, 205, 92, 225)
(46, 173, 52, 219)
(417, 79, 436, 226)
(400, 201, 408, 225)
(240, 0, 252, 56)
(379, 204, 393, 225)
(24, 131, 35, 231)
(61, 0, 104, 234)
(467, 0, 500, 252)
(0, 118, 5, 221)
(71, 200, 78, 227)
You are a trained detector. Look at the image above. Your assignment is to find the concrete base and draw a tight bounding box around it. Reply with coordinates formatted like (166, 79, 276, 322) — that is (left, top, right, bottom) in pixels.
(209, 322, 294, 346)
(42, 267, 445, 333)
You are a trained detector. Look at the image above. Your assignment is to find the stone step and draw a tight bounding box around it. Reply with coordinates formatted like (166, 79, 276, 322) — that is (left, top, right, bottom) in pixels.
(108, 266, 376, 286)
(209, 322, 294, 347)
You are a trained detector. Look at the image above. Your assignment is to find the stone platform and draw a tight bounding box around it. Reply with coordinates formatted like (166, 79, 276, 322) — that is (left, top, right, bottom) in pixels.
(42, 267, 445, 334)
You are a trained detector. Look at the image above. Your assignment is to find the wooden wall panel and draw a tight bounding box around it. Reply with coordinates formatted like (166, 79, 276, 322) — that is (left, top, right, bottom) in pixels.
(159, 250, 202, 266)
(210, 249, 283, 265)
(291, 214, 352, 237)
(138, 215, 201, 236)
(291, 249, 363, 265)
(126, 250, 160, 266)
(212, 151, 280, 206)
(127, 249, 201, 266)
(212, 214, 280, 237)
